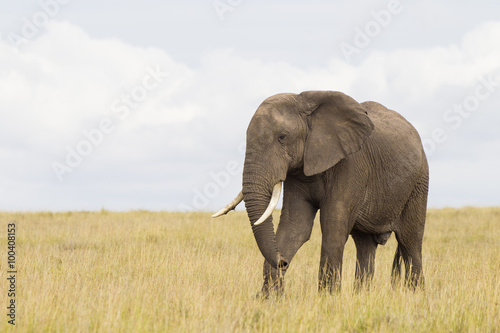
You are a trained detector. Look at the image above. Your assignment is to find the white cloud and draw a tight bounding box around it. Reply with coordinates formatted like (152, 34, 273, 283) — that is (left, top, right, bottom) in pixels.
(0, 19, 499, 211)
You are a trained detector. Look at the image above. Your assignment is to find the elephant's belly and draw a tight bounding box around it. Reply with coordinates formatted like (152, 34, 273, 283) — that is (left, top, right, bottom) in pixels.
(354, 200, 402, 234)
(354, 176, 415, 233)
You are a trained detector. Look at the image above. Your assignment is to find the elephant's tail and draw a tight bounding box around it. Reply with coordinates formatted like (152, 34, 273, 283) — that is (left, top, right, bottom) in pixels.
(391, 245, 402, 285)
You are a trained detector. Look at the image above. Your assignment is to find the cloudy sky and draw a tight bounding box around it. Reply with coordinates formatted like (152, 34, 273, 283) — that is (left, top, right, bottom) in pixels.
(1, 0, 499, 211)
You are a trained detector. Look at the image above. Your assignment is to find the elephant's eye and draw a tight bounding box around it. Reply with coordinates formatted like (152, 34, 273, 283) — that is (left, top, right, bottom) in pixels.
(278, 134, 286, 144)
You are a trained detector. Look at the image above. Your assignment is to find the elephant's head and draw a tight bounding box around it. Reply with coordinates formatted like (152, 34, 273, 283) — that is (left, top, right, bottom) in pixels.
(213, 91, 374, 269)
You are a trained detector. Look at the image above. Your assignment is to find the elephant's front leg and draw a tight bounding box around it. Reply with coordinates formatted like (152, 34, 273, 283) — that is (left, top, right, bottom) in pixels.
(351, 230, 378, 290)
(318, 242, 346, 293)
(261, 260, 284, 297)
(318, 209, 350, 293)
(260, 182, 317, 297)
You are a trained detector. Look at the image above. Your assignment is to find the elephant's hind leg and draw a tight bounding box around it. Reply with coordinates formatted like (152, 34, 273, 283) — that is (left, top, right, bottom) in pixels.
(391, 245, 403, 288)
(394, 178, 428, 289)
(351, 230, 378, 290)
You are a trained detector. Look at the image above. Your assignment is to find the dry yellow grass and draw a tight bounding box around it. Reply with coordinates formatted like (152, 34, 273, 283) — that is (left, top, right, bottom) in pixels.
(0, 207, 499, 332)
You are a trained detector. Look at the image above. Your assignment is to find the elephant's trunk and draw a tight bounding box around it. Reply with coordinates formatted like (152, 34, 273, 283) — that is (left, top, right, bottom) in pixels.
(242, 162, 288, 270)
(253, 183, 281, 225)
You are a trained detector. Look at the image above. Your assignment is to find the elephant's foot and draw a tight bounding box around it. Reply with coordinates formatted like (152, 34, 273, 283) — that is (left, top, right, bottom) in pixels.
(318, 280, 341, 294)
(318, 264, 342, 293)
(353, 276, 373, 292)
(257, 279, 284, 299)
(405, 271, 425, 291)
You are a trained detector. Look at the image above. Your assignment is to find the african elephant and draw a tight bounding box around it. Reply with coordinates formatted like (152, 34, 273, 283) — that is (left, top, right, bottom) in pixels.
(213, 91, 428, 295)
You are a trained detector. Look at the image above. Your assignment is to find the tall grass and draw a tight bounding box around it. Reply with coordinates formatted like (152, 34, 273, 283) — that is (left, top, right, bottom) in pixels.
(0, 208, 499, 332)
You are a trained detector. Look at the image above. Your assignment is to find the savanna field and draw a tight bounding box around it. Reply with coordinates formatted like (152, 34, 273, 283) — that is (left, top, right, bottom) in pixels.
(1, 208, 499, 332)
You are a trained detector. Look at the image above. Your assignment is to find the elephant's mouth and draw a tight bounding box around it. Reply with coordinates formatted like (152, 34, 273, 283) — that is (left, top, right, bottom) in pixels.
(253, 182, 282, 225)
(211, 182, 282, 225)
(212, 181, 286, 270)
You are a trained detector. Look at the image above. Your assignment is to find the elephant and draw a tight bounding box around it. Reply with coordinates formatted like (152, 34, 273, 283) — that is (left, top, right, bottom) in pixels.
(213, 91, 429, 295)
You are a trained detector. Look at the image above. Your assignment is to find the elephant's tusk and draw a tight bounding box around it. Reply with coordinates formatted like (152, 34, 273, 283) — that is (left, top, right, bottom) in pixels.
(211, 191, 244, 218)
(253, 182, 282, 225)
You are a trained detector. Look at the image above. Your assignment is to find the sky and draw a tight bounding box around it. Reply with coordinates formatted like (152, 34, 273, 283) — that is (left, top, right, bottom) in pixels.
(0, 0, 499, 211)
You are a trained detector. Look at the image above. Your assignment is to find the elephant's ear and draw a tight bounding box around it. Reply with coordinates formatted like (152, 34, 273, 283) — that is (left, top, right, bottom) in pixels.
(300, 91, 374, 176)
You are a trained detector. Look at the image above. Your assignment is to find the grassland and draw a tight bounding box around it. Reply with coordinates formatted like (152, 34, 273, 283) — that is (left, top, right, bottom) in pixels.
(0, 207, 499, 332)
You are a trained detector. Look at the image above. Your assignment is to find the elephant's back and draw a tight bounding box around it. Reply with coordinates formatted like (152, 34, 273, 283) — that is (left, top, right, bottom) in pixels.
(362, 101, 420, 138)
(361, 101, 426, 165)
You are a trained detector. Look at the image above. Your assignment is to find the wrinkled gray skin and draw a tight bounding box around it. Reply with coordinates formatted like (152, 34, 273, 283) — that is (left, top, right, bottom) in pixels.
(241, 91, 428, 295)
